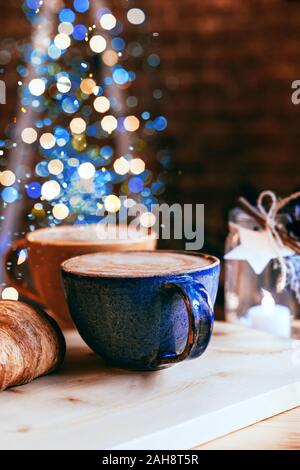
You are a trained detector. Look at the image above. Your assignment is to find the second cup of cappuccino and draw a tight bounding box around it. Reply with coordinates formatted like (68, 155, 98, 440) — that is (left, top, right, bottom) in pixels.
(5, 224, 156, 329)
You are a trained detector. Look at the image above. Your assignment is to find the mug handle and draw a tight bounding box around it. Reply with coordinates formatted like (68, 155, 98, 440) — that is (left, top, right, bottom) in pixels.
(153, 278, 214, 368)
(5, 238, 43, 305)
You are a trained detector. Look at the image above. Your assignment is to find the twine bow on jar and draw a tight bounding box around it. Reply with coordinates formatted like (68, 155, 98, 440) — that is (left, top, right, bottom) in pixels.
(239, 190, 300, 292)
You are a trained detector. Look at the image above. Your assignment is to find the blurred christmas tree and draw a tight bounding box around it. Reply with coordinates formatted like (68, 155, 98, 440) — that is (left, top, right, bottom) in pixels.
(0, 0, 169, 240)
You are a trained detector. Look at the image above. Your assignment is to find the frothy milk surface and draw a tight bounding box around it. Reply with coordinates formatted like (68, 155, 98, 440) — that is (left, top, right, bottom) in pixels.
(62, 251, 217, 278)
(27, 224, 151, 244)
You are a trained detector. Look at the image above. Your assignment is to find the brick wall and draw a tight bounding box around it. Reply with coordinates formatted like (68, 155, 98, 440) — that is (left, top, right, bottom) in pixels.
(136, 0, 300, 257)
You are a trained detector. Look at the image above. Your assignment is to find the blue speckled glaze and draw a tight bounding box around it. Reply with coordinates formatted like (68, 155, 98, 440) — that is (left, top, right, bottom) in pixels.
(62, 252, 220, 371)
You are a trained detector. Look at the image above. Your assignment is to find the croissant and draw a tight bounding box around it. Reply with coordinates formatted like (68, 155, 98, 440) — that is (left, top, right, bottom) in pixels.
(0, 300, 65, 391)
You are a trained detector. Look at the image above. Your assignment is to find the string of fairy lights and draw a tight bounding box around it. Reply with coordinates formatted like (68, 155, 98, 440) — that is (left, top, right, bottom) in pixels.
(0, 0, 170, 232)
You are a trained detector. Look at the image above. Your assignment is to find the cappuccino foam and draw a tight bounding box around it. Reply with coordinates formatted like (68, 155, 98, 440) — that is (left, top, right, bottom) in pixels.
(27, 224, 152, 244)
(62, 251, 216, 278)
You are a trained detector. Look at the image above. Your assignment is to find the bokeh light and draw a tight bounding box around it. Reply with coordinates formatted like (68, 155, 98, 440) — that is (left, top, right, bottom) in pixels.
(102, 50, 118, 66)
(58, 22, 74, 36)
(112, 67, 129, 85)
(128, 176, 144, 193)
(148, 54, 160, 67)
(54, 33, 71, 50)
(26, 0, 42, 9)
(80, 78, 97, 95)
(52, 203, 69, 220)
(130, 158, 145, 175)
(1, 187, 18, 203)
(0, 171, 16, 187)
(127, 8, 146, 25)
(0, 170, 16, 186)
(114, 157, 130, 175)
(48, 44, 61, 60)
(73, 24, 88, 41)
(54, 127, 70, 146)
(73, 0, 89, 13)
(104, 194, 121, 213)
(93, 96, 110, 113)
(1, 287, 19, 301)
(140, 211, 156, 228)
(40, 133, 56, 149)
(17, 249, 27, 265)
(28, 78, 45, 96)
(57, 75, 72, 93)
(124, 115, 140, 132)
(70, 117, 86, 134)
(100, 13, 117, 30)
(62, 97, 80, 114)
(59, 8, 75, 23)
(153, 116, 168, 131)
(89, 35, 106, 53)
(26, 182, 41, 198)
(101, 115, 118, 133)
(21, 127, 38, 144)
(31, 203, 45, 218)
(41, 180, 61, 200)
(78, 162, 95, 179)
(48, 159, 64, 175)
(111, 37, 125, 52)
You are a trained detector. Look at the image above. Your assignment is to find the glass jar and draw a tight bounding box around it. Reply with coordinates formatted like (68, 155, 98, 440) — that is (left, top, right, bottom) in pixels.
(225, 208, 300, 338)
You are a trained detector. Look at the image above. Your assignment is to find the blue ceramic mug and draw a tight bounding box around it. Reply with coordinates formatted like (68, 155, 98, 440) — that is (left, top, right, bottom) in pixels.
(61, 251, 220, 371)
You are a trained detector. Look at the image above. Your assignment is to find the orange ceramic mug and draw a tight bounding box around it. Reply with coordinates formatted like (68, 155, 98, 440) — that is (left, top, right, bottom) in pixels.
(5, 224, 157, 329)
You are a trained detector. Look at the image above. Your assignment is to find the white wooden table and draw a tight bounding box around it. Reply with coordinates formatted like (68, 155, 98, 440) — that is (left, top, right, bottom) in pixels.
(0, 322, 299, 450)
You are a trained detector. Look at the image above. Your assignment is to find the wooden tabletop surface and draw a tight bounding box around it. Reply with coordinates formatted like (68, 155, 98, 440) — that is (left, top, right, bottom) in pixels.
(0, 321, 299, 450)
(196, 406, 300, 450)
